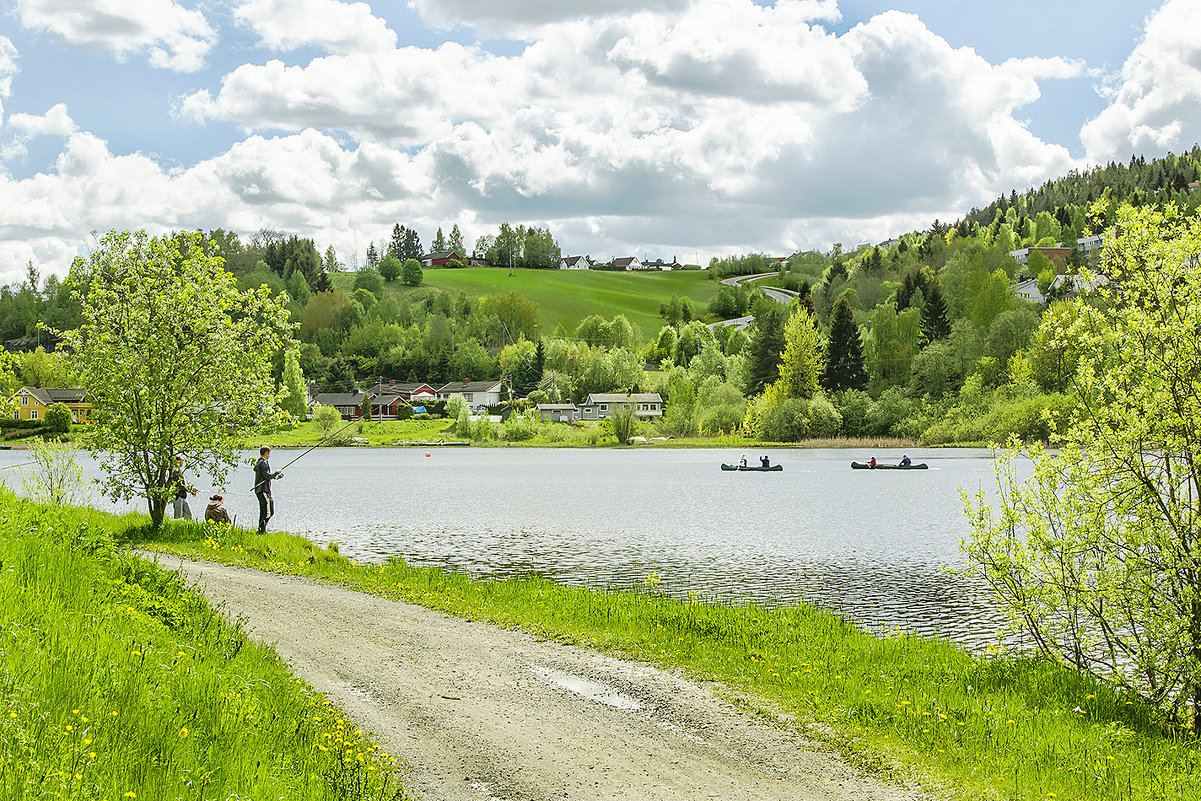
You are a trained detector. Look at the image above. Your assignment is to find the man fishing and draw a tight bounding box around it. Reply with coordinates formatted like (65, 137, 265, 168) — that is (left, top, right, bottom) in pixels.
(253, 446, 283, 535)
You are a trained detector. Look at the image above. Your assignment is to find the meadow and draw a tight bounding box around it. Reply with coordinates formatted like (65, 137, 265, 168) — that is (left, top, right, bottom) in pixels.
(137, 516, 1199, 801)
(0, 488, 408, 801)
(334, 267, 719, 338)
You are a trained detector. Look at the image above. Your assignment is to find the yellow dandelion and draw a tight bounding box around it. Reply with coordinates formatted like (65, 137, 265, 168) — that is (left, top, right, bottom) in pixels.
(124, 793, 136, 799)
(178, 728, 188, 738)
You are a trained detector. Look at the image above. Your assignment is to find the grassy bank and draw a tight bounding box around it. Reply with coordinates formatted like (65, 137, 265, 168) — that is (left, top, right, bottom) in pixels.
(0, 488, 408, 801)
(253, 418, 922, 451)
(136, 521, 1199, 801)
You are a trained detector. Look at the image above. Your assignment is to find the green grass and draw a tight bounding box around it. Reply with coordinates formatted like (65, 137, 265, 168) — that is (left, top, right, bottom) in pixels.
(0, 488, 408, 801)
(139, 520, 1200, 801)
(335, 268, 718, 338)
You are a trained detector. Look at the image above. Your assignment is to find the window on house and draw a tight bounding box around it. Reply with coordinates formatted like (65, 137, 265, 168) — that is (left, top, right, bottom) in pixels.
(30, 410, 38, 420)
(21, 396, 28, 405)
(464, 394, 473, 402)
(11, 411, 17, 420)
(599, 404, 607, 412)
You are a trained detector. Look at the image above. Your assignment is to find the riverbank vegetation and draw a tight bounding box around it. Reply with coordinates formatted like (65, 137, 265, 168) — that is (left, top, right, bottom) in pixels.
(0, 487, 408, 800)
(5, 149, 1200, 451)
(130, 516, 1200, 801)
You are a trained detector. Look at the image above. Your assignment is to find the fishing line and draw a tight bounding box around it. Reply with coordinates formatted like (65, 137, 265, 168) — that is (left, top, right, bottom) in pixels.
(250, 416, 362, 492)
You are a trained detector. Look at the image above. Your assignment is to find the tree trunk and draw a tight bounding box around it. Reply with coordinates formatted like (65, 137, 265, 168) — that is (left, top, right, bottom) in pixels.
(148, 496, 166, 527)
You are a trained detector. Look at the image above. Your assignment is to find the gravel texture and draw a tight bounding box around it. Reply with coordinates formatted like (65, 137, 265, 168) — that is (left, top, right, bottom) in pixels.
(155, 554, 930, 801)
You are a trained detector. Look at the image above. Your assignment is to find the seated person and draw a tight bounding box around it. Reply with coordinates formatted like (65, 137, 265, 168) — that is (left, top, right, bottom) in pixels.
(869, 456, 877, 468)
(760, 455, 770, 467)
(899, 454, 912, 466)
(204, 494, 232, 525)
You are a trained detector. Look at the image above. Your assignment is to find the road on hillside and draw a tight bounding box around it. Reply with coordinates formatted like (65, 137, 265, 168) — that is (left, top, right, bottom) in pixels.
(156, 555, 928, 801)
(710, 273, 798, 331)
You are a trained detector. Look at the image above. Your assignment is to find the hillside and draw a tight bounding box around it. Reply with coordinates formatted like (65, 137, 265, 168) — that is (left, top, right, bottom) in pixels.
(333, 267, 718, 340)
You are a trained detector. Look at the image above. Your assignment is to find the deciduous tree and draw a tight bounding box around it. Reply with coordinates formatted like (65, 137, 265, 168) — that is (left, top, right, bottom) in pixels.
(965, 203, 1201, 730)
(62, 230, 294, 526)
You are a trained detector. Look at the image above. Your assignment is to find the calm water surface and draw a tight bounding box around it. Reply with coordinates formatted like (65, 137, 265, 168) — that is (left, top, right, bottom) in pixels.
(0, 446, 1020, 648)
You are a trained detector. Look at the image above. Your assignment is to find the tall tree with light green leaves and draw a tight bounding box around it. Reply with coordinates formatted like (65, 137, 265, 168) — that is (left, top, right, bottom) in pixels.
(61, 230, 294, 525)
(964, 202, 1201, 731)
(775, 306, 822, 399)
(280, 351, 309, 420)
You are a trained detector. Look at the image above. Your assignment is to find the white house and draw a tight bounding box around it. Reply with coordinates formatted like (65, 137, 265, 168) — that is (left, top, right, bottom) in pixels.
(577, 393, 663, 420)
(560, 255, 591, 270)
(612, 256, 642, 271)
(437, 379, 506, 410)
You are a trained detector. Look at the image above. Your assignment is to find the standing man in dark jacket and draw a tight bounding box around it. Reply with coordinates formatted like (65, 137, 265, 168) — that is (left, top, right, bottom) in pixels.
(253, 446, 283, 535)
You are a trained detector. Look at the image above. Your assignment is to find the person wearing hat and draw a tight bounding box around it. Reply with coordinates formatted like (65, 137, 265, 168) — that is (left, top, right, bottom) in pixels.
(205, 494, 232, 525)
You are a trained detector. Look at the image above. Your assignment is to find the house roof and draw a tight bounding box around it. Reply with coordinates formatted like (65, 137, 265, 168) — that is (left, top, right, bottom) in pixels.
(562, 255, 589, 266)
(536, 403, 578, 410)
(16, 387, 88, 405)
(612, 257, 639, 267)
(313, 392, 367, 407)
(366, 382, 438, 396)
(422, 250, 462, 261)
(437, 380, 504, 394)
(582, 393, 662, 404)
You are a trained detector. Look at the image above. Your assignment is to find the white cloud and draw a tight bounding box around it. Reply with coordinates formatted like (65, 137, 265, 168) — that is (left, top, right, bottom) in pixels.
(8, 103, 76, 137)
(234, 0, 397, 54)
(0, 36, 17, 121)
(2, 0, 1111, 283)
(15, 0, 216, 72)
(1081, 0, 1201, 162)
(607, 0, 859, 105)
(408, 0, 690, 34)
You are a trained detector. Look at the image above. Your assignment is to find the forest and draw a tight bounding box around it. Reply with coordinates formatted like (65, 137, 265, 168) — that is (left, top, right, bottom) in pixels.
(2, 146, 1199, 446)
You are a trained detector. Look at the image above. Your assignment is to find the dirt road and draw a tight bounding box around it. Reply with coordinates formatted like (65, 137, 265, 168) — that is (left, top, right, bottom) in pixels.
(157, 555, 928, 801)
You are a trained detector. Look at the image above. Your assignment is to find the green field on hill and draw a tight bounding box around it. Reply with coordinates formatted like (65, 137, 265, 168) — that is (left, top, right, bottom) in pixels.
(338, 268, 719, 339)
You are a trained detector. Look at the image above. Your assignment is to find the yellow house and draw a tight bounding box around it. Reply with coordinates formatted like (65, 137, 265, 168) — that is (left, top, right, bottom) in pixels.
(10, 387, 92, 424)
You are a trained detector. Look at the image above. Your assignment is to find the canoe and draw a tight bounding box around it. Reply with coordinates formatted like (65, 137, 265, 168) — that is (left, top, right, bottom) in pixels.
(850, 461, 928, 470)
(721, 463, 783, 472)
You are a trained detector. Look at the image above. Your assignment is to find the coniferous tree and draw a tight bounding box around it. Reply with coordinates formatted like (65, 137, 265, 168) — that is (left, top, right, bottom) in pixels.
(388, 224, 405, 260)
(745, 304, 787, 395)
(401, 228, 423, 262)
(822, 296, 868, 392)
(365, 242, 379, 269)
(448, 224, 465, 255)
(920, 282, 951, 345)
(432, 227, 447, 252)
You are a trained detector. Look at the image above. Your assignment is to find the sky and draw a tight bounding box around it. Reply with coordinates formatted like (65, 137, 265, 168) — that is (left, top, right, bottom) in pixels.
(0, 0, 1198, 285)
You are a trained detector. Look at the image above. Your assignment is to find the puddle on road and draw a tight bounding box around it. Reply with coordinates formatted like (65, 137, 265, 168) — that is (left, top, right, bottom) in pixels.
(531, 666, 643, 711)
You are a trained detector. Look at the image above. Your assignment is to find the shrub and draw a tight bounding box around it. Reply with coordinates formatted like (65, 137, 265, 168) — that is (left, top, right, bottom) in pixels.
(43, 402, 73, 435)
(806, 394, 842, 438)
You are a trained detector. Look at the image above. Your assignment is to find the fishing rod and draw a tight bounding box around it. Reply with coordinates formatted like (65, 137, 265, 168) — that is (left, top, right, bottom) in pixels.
(252, 416, 362, 491)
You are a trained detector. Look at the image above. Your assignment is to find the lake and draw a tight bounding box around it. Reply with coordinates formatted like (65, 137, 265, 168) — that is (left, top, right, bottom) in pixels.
(0, 446, 1019, 648)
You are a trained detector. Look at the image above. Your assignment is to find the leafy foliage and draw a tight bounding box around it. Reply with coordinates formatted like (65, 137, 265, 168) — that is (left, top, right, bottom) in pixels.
(62, 230, 295, 525)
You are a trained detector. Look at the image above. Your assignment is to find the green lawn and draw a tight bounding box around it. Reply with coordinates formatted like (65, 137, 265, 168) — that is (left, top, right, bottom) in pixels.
(336, 268, 718, 339)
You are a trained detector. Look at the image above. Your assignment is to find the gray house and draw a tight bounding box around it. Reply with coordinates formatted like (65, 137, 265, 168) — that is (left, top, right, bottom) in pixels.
(577, 393, 663, 420)
(537, 403, 578, 422)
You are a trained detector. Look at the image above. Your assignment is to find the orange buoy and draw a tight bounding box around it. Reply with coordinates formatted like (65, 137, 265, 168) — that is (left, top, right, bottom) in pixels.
(425, 452, 431, 457)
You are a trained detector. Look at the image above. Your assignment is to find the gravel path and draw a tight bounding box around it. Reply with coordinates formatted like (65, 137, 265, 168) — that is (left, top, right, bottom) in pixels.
(155, 554, 929, 801)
